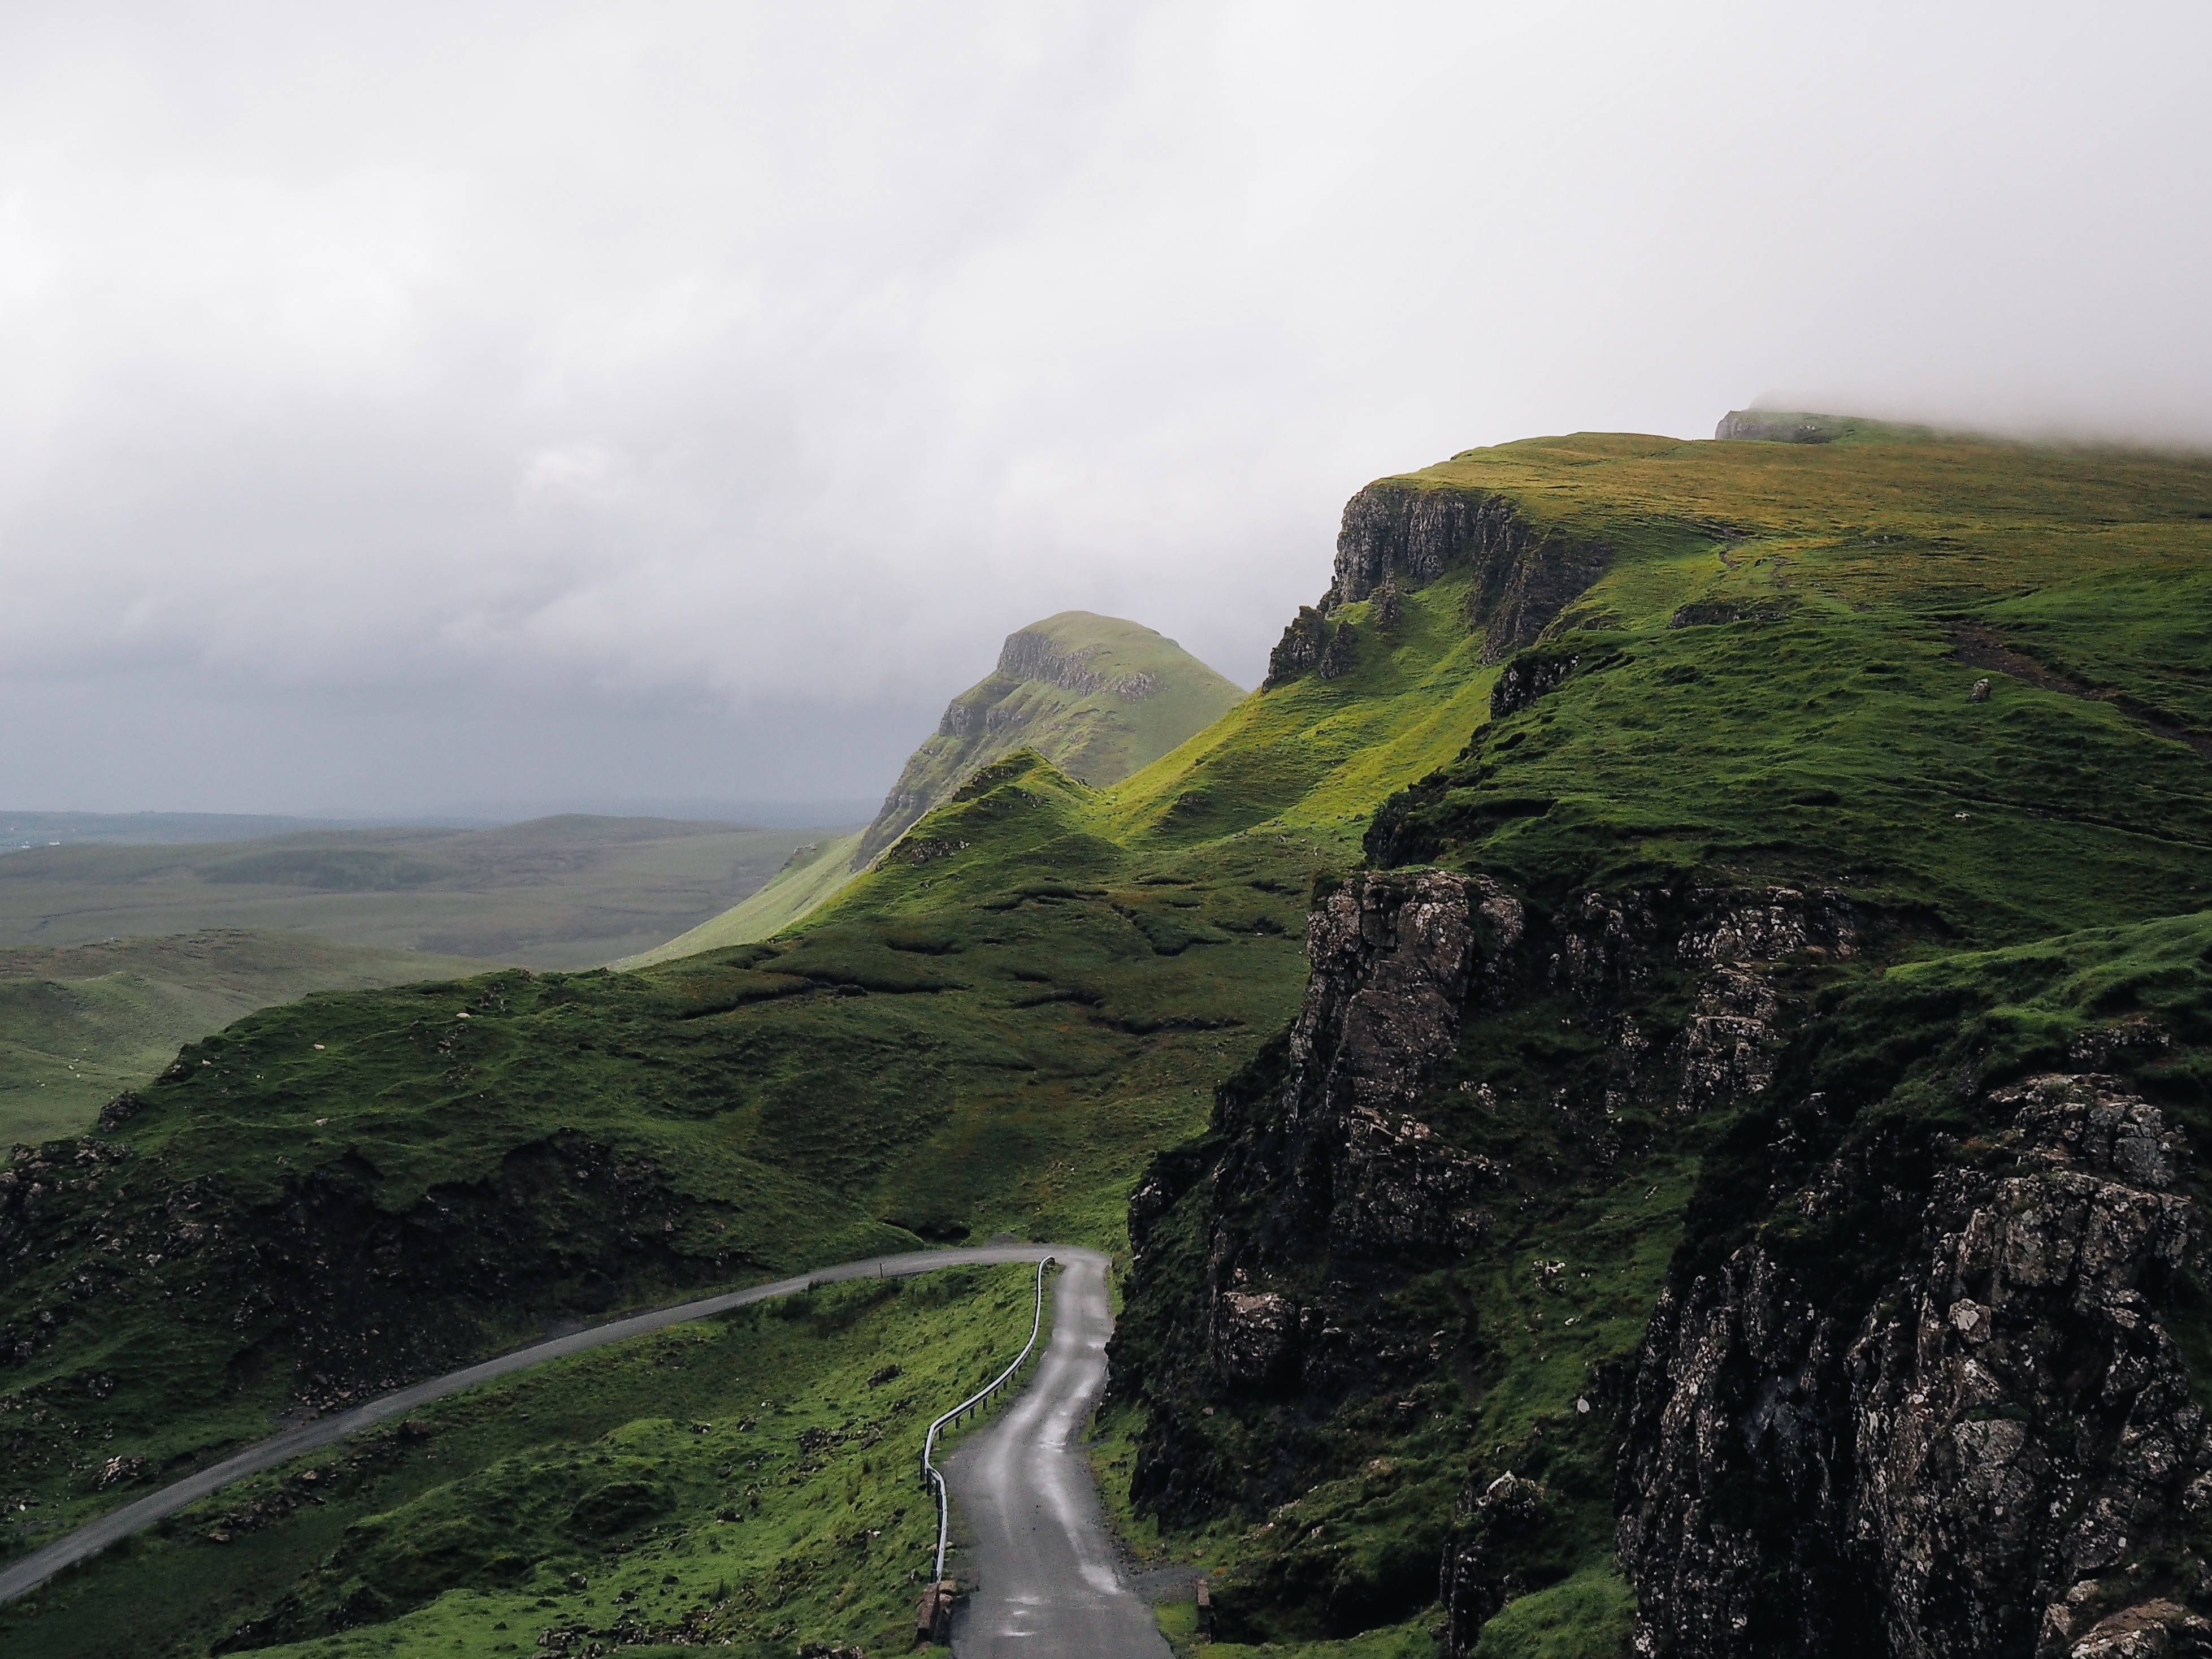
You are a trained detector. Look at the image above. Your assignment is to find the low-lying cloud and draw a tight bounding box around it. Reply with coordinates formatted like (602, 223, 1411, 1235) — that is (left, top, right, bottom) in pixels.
(3, 1, 2206, 813)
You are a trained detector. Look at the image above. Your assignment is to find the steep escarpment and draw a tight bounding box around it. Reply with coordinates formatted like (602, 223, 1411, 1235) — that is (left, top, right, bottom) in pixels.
(852, 610, 1242, 868)
(1617, 946, 2212, 1659)
(1111, 870, 1862, 1642)
(1115, 425, 2212, 1656)
(1116, 875, 2212, 1657)
(1265, 478, 1608, 686)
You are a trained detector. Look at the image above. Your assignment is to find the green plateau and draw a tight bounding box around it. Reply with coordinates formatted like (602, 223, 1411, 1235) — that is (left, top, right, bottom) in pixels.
(6, 416, 2212, 1658)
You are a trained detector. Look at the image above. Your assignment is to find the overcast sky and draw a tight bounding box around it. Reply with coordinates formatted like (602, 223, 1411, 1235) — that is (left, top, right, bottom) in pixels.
(3, 2, 2206, 818)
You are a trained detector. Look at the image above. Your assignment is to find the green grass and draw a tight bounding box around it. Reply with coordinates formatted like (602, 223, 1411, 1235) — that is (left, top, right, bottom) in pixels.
(0, 931, 496, 1146)
(7, 421, 2212, 1656)
(623, 831, 865, 966)
(1171, 1617, 1443, 1659)
(2, 1264, 1049, 1658)
(848, 609, 1246, 869)
(0, 816, 843, 969)
(1468, 1569, 1634, 1658)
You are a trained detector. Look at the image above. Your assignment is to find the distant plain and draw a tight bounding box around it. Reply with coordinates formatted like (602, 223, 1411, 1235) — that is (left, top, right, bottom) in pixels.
(0, 815, 851, 1144)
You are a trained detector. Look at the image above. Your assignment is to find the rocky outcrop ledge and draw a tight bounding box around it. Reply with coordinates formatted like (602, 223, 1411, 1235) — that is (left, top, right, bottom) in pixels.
(1619, 1073, 2212, 1658)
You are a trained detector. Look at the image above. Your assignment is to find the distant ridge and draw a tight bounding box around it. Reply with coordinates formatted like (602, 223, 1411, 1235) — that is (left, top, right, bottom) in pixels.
(621, 612, 1242, 964)
(849, 610, 1243, 870)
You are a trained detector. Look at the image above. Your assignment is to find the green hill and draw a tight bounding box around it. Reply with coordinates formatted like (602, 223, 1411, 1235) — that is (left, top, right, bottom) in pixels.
(621, 611, 1243, 963)
(619, 830, 866, 966)
(848, 609, 1245, 868)
(0, 932, 496, 1146)
(7, 419, 2212, 1658)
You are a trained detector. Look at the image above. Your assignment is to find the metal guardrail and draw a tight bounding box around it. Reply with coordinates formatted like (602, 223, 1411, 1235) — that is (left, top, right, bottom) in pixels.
(919, 1255, 1055, 1586)
(1, 1243, 1074, 1608)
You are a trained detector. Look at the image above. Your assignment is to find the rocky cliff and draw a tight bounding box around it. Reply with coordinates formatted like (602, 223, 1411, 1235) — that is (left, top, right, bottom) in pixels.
(1264, 479, 1608, 686)
(1617, 1057, 2212, 1659)
(1113, 858, 2212, 1656)
(1111, 867, 1870, 1641)
(852, 610, 1241, 868)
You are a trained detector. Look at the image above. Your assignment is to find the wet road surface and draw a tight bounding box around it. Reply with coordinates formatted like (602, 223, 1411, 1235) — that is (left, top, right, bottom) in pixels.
(943, 1251, 1171, 1658)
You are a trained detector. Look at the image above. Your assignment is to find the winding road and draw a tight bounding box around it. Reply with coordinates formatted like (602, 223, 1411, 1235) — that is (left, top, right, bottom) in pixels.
(944, 1250, 1172, 1658)
(0, 1241, 1121, 1613)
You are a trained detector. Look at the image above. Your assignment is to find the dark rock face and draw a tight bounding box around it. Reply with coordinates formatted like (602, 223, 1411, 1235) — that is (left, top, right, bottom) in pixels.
(1490, 651, 1580, 720)
(1617, 1072, 2212, 1659)
(1212, 869, 1513, 1280)
(1268, 480, 1610, 689)
(1335, 484, 1525, 603)
(1442, 1472, 1552, 1641)
(1320, 623, 1359, 680)
(1113, 869, 1862, 1647)
(1267, 607, 1333, 688)
(1333, 481, 1609, 662)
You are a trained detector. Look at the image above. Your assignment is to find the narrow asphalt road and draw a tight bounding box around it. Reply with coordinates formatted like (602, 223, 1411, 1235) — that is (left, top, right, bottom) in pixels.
(944, 1250, 1171, 1658)
(0, 1242, 1068, 1605)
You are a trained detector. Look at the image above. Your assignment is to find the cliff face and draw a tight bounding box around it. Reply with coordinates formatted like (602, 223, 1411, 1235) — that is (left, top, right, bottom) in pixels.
(852, 610, 1241, 869)
(1263, 480, 1608, 686)
(1617, 1072, 2212, 1659)
(1113, 852, 2212, 1656)
(1111, 869, 1863, 1640)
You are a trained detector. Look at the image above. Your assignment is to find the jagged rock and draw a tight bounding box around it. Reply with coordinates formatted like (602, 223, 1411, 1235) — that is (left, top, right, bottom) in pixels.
(1330, 1104, 1499, 1257)
(1491, 651, 1580, 719)
(1676, 886, 1855, 965)
(1335, 483, 1522, 601)
(1114, 873, 1888, 1604)
(1675, 967, 1781, 1114)
(1331, 479, 1608, 661)
(1212, 1289, 1300, 1391)
(95, 1090, 145, 1133)
(1617, 1073, 2210, 1658)
(1268, 607, 1332, 687)
(1319, 623, 1358, 680)
(1373, 582, 1403, 632)
(1441, 1473, 1550, 1654)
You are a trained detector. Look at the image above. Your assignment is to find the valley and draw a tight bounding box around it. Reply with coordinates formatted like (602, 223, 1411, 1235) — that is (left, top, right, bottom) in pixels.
(5, 415, 2212, 1657)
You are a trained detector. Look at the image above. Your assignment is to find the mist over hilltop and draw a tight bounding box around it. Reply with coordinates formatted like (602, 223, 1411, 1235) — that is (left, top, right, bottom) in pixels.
(2, 1, 2205, 814)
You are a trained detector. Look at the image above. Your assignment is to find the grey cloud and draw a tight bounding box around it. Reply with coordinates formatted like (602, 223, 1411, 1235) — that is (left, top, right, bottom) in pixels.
(2, 1, 2206, 813)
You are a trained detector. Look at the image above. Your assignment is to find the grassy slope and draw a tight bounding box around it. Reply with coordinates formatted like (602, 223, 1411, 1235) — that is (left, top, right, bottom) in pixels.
(1107, 427, 2212, 1656)
(6, 425, 2210, 1658)
(2, 1264, 1050, 1659)
(0, 932, 496, 1146)
(848, 610, 1246, 867)
(628, 612, 1246, 959)
(622, 831, 865, 967)
(0, 816, 836, 968)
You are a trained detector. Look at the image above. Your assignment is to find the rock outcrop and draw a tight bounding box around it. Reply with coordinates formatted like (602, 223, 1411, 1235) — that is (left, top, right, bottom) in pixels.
(1617, 1072, 2212, 1658)
(1264, 478, 1610, 690)
(1113, 870, 1864, 1642)
(1337, 481, 1609, 664)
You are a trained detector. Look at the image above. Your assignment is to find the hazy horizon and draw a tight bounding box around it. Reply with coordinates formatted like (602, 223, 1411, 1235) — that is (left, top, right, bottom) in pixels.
(5, 2, 2207, 815)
